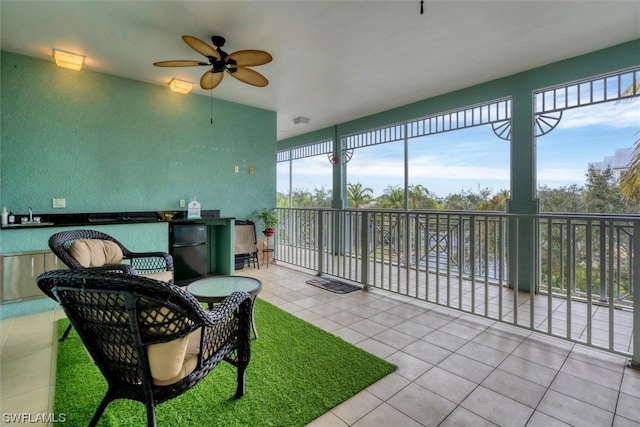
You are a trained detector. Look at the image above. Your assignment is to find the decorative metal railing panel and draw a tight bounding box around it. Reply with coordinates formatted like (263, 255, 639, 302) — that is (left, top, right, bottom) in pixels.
(274, 208, 638, 363)
(534, 67, 640, 114)
(277, 139, 333, 162)
(340, 98, 512, 151)
(540, 216, 635, 305)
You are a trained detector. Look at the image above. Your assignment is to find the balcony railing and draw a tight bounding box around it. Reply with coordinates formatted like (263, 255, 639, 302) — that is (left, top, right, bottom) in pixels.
(273, 207, 639, 366)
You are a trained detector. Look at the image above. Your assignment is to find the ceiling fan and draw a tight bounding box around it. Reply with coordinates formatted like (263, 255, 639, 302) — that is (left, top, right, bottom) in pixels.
(154, 35, 272, 90)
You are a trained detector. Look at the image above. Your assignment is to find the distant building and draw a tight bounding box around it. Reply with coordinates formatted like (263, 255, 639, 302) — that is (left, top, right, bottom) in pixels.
(589, 147, 633, 182)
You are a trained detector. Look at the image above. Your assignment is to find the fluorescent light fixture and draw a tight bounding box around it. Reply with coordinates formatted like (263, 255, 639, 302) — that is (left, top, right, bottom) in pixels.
(293, 116, 310, 125)
(53, 48, 84, 71)
(169, 78, 192, 94)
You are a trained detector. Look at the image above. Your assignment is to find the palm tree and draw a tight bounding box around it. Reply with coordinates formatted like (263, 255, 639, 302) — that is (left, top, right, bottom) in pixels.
(377, 186, 405, 209)
(407, 184, 440, 209)
(476, 189, 510, 211)
(347, 182, 373, 208)
(618, 83, 639, 205)
(620, 136, 640, 204)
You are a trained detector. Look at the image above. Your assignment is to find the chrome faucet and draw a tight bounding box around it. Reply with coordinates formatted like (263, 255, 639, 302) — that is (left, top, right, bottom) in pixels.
(28, 207, 32, 223)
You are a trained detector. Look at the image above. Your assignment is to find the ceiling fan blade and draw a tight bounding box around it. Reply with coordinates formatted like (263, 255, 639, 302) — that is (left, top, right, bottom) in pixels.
(228, 67, 269, 87)
(228, 50, 273, 67)
(182, 35, 220, 59)
(200, 70, 223, 90)
(153, 60, 207, 67)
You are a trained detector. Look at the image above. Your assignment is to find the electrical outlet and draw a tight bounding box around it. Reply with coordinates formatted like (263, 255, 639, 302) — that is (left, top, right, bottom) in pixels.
(179, 199, 186, 208)
(52, 198, 66, 208)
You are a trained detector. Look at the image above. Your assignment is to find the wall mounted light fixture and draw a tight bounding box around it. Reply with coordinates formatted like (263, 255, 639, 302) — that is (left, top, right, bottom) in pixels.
(53, 48, 85, 71)
(169, 78, 192, 94)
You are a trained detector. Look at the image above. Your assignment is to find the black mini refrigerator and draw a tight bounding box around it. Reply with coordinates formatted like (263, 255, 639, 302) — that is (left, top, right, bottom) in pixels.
(170, 224, 207, 282)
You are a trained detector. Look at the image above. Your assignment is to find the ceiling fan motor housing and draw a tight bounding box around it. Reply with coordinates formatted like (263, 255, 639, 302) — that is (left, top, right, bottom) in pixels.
(211, 35, 226, 47)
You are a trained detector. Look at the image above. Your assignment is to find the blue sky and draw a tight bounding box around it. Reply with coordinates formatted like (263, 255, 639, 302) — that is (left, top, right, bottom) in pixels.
(278, 98, 639, 199)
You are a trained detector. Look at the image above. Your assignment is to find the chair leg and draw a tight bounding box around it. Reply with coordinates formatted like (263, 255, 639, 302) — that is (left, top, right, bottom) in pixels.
(236, 301, 250, 397)
(145, 401, 157, 427)
(88, 394, 112, 427)
(250, 296, 259, 339)
(59, 324, 73, 342)
(235, 365, 246, 398)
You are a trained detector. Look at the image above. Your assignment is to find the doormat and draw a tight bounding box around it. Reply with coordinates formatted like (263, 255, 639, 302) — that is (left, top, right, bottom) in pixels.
(305, 277, 362, 294)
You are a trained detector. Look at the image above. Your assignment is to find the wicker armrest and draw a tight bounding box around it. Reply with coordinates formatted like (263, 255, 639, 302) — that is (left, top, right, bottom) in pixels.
(94, 264, 137, 274)
(38, 265, 135, 301)
(201, 291, 251, 325)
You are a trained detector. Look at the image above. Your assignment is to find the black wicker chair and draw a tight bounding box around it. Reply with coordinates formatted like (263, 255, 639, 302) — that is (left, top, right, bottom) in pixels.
(48, 229, 174, 277)
(48, 229, 175, 341)
(37, 269, 252, 427)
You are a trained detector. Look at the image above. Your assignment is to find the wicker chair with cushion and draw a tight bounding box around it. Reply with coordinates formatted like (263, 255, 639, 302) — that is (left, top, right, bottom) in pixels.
(37, 269, 252, 427)
(48, 229, 174, 282)
(49, 229, 175, 341)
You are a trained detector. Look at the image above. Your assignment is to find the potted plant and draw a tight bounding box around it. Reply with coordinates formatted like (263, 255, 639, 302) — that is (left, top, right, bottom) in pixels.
(256, 208, 278, 237)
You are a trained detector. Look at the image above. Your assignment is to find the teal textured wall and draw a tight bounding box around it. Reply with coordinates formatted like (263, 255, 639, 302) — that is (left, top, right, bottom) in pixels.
(0, 223, 168, 254)
(0, 51, 277, 222)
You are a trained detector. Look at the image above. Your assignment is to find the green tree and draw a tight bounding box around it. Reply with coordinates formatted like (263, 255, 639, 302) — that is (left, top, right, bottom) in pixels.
(311, 186, 333, 207)
(620, 137, 640, 207)
(582, 166, 626, 213)
(538, 184, 584, 213)
(376, 186, 405, 209)
(476, 189, 510, 211)
(276, 191, 289, 207)
(347, 182, 373, 207)
(407, 184, 440, 209)
(616, 82, 639, 210)
(287, 187, 333, 207)
(442, 187, 490, 210)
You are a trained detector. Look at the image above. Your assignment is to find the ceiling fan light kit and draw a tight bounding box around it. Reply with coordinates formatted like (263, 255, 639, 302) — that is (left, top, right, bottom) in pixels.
(169, 78, 192, 94)
(154, 35, 272, 90)
(53, 48, 84, 71)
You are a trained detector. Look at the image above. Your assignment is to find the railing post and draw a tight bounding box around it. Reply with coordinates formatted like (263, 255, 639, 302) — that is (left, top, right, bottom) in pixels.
(599, 221, 607, 302)
(631, 219, 640, 369)
(361, 211, 370, 291)
(316, 210, 324, 276)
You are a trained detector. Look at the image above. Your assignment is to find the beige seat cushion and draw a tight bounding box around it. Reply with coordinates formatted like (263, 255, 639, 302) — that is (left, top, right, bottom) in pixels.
(141, 270, 173, 283)
(147, 328, 201, 386)
(69, 239, 124, 267)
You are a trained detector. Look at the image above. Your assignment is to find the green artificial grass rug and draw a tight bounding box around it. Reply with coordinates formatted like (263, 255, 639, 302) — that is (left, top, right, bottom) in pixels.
(55, 299, 396, 426)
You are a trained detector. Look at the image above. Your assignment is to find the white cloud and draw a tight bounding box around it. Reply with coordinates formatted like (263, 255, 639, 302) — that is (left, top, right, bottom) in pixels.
(412, 164, 510, 180)
(347, 155, 510, 181)
(537, 167, 586, 183)
(557, 99, 640, 129)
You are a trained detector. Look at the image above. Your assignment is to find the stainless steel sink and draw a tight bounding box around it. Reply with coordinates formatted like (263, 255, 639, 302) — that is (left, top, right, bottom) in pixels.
(4, 222, 54, 228)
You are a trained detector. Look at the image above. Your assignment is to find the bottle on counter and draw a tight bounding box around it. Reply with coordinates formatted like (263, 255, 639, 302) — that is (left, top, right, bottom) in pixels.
(1, 208, 7, 226)
(8, 211, 15, 224)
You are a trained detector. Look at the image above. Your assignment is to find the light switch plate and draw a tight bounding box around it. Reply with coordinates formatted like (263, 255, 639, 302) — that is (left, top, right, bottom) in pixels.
(179, 199, 186, 208)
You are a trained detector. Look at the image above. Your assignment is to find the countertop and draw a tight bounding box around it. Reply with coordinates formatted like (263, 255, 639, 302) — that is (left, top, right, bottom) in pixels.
(1, 210, 230, 230)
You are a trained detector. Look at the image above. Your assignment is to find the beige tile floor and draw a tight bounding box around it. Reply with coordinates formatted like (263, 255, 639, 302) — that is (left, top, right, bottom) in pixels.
(1, 264, 639, 426)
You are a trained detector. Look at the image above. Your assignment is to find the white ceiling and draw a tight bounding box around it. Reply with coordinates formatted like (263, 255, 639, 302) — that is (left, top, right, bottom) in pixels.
(1, 1, 639, 140)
